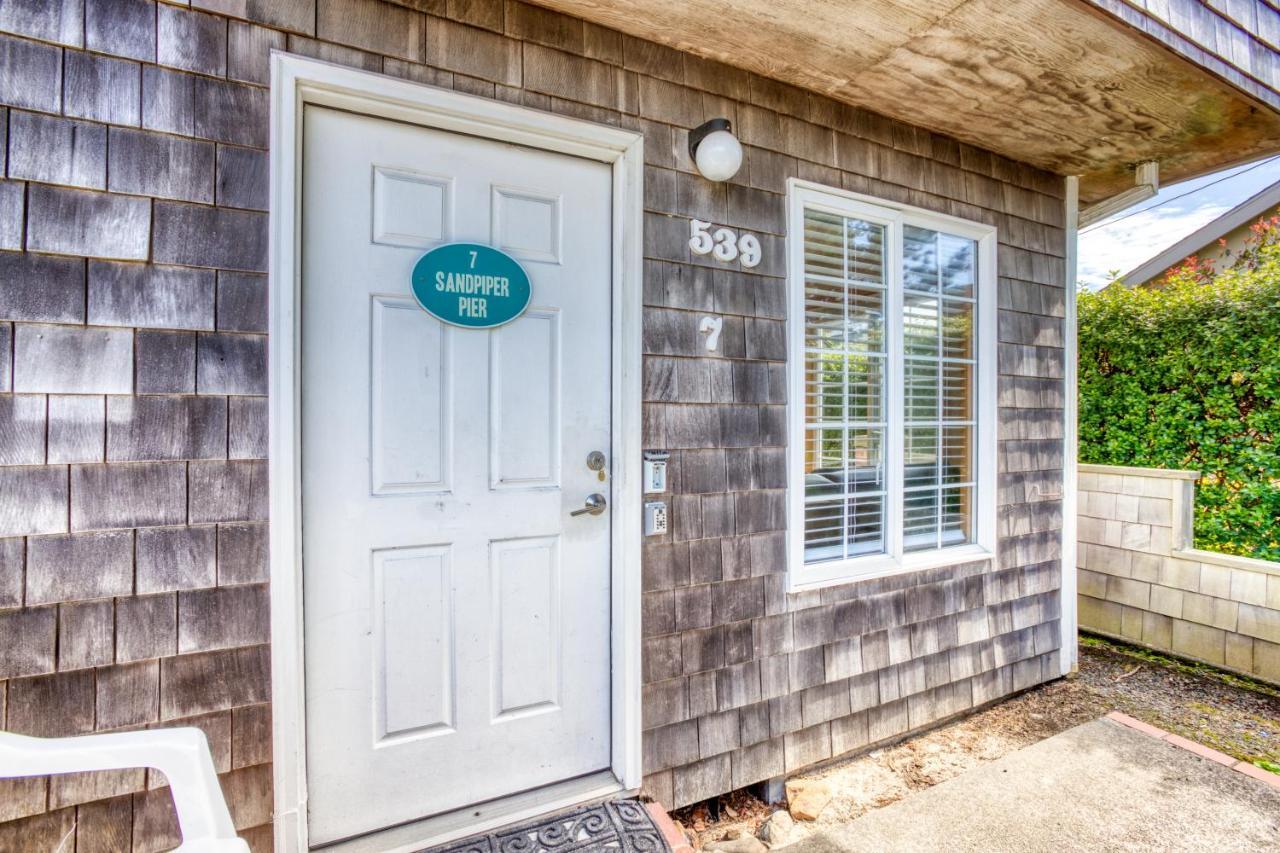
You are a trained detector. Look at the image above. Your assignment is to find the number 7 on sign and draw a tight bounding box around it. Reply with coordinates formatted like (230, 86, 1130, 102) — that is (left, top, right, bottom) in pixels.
(469, 250, 478, 268)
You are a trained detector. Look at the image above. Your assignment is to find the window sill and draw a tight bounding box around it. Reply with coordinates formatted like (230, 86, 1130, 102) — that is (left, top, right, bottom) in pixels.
(787, 543, 994, 594)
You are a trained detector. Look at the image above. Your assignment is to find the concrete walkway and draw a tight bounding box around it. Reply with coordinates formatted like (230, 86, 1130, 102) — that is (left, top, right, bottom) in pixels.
(786, 717, 1280, 852)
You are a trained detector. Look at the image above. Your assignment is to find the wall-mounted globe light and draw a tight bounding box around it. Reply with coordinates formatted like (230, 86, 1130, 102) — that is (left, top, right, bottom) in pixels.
(689, 118, 743, 182)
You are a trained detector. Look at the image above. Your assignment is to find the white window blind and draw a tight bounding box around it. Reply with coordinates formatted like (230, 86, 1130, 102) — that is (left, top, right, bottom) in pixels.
(801, 209, 888, 562)
(901, 225, 977, 552)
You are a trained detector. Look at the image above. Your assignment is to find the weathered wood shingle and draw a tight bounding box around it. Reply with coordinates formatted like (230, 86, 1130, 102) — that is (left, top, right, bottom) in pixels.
(228, 397, 267, 460)
(96, 660, 160, 728)
(135, 330, 197, 394)
(13, 324, 133, 394)
(158, 5, 228, 76)
(85, 0, 156, 62)
(0, 180, 21, 250)
(214, 272, 267, 332)
(7, 669, 96, 737)
(0, 0, 83, 46)
(64, 50, 140, 126)
(47, 396, 105, 465)
(26, 185, 151, 260)
(177, 584, 270, 653)
(0, 34, 63, 112)
(318, 0, 424, 61)
(227, 20, 286, 85)
(107, 128, 216, 203)
(70, 462, 187, 531)
(0, 465, 69, 538)
(216, 522, 267, 586)
(214, 145, 268, 210)
(136, 525, 217, 594)
(195, 333, 267, 394)
(0, 251, 86, 324)
(160, 644, 270, 720)
(0, 607, 57, 679)
(0, 536, 24, 609)
(142, 67, 268, 147)
(57, 599, 114, 671)
(115, 593, 178, 663)
(230, 703, 272, 769)
(153, 202, 268, 271)
(188, 460, 268, 523)
(89, 261, 216, 330)
(0, 395, 47, 465)
(8, 111, 107, 189)
(107, 395, 227, 461)
(26, 530, 134, 605)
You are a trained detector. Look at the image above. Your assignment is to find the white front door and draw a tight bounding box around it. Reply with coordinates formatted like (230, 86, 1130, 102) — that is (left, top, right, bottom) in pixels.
(300, 106, 614, 846)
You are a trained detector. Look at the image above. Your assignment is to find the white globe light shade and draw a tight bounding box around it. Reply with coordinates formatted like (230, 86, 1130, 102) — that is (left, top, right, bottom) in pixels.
(693, 129, 743, 182)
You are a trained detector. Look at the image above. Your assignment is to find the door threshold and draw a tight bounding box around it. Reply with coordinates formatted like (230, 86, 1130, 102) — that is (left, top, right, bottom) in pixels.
(313, 770, 629, 852)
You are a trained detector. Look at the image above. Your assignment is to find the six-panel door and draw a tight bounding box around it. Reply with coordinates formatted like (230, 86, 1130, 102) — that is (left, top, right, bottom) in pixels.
(301, 107, 613, 845)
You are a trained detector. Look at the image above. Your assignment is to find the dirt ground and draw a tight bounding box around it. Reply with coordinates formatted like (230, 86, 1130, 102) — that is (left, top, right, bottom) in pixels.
(672, 636, 1280, 849)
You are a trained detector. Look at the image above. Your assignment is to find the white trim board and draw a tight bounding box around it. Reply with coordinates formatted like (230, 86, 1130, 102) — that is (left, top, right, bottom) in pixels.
(267, 53, 645, 852)
(783, 178, 999, 593)
(1061, 176, 1080, 676)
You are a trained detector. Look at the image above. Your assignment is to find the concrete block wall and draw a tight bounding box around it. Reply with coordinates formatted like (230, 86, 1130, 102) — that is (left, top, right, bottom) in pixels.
(0, 0, 1067, 847)
(1078, 464, 1280, 683)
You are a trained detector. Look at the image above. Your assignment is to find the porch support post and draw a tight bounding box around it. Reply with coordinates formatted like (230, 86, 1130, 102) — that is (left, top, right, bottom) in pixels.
(1060, 176, 1080, 675)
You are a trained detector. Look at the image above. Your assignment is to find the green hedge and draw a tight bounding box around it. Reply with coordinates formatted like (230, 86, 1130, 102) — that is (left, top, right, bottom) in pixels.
(1078, 225, 1280, 560)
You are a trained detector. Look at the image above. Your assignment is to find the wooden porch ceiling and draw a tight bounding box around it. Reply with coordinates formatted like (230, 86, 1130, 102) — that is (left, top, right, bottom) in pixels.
(527, 0, 1280, 203)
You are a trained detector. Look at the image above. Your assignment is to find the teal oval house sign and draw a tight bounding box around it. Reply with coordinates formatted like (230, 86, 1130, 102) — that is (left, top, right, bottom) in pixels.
(411, 242, 532, 329)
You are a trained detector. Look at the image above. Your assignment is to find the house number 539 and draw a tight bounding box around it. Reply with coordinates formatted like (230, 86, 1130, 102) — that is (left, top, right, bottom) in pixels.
(688, 219, 762, 268)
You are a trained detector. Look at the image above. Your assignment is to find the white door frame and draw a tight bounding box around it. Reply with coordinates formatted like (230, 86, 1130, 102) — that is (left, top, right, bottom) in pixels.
(267, 53, 645, 852)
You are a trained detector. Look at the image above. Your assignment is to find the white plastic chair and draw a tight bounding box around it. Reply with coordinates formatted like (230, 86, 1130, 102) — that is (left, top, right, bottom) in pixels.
(0, 728, 250, 853)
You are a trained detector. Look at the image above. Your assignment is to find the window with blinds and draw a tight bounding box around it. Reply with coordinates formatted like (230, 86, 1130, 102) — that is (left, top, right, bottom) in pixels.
(792, 186, 991, 582)
(902, 224, 976, 552)
(801, 209, 888, 563)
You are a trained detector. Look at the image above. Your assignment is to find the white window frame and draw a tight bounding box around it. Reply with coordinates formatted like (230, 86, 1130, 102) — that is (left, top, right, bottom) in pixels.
(786, 179, 998, 592)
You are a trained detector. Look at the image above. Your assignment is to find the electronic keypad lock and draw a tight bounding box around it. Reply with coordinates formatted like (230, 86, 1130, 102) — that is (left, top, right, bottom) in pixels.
(644, 501, 668, 536)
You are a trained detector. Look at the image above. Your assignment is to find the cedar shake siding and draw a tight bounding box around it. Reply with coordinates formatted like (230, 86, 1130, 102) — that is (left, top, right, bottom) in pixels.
(1081, 0, 1280, 113)
(0, 0, 1064, 847)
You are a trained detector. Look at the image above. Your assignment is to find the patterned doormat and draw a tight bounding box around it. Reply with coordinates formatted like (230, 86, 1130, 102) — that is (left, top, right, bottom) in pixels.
(423, 799, 669, 852)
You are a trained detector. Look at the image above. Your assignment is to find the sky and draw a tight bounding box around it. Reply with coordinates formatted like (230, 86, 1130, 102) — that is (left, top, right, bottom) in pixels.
(1076, 156, 1280, 289)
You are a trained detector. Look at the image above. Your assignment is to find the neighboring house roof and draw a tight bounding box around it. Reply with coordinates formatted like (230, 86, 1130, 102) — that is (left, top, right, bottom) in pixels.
(1119, 178, 1280, 287)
